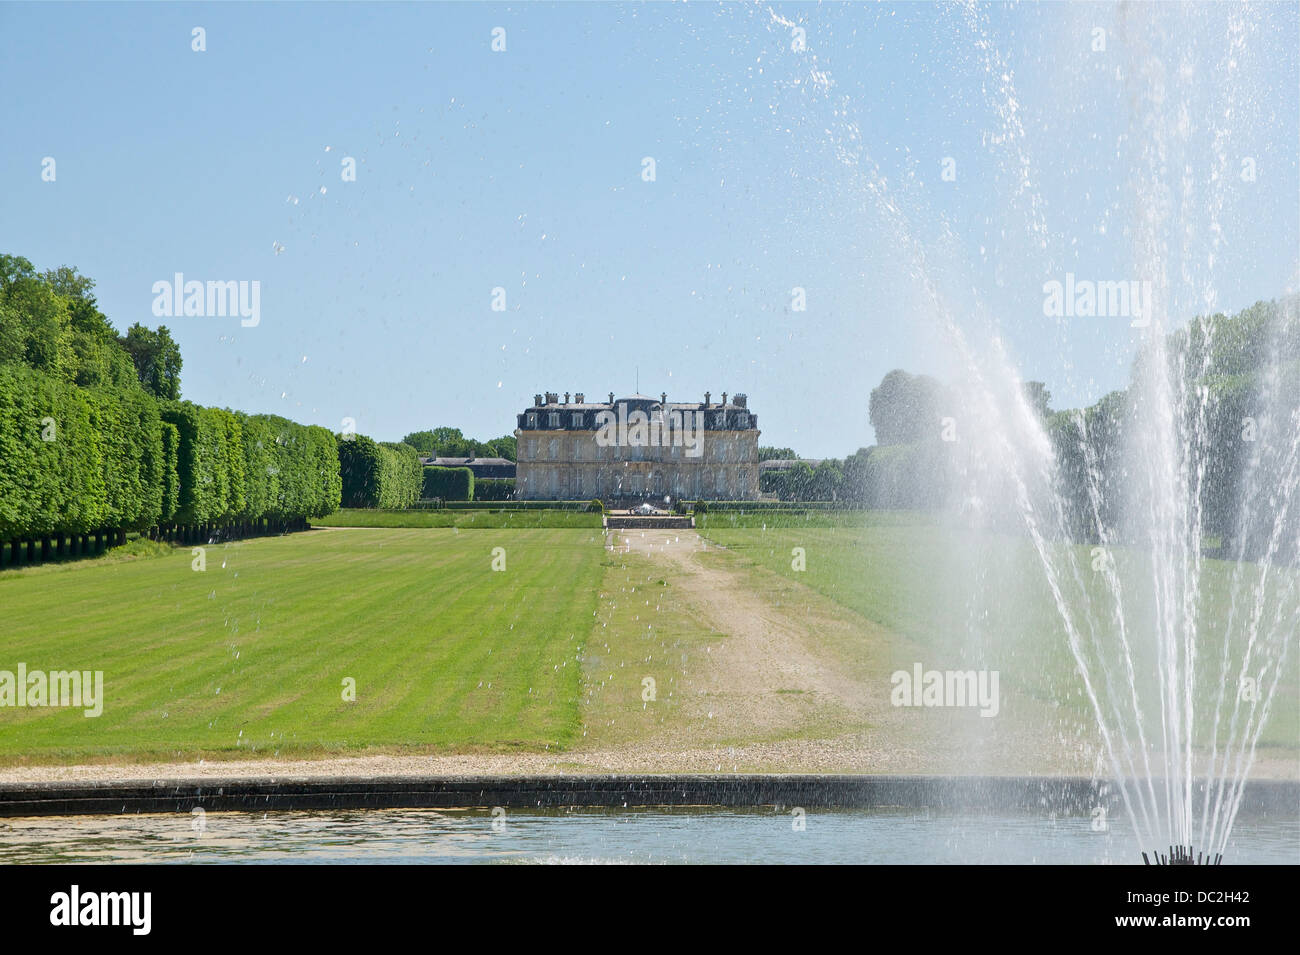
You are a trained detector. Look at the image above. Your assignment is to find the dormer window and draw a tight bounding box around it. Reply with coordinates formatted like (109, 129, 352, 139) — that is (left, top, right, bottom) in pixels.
(571, 413, 584, 428)
(526, 412, 538, 428)
(548, 412, 561, 428)
(714, 412, 726, 428)
(737, 412, 750, 428)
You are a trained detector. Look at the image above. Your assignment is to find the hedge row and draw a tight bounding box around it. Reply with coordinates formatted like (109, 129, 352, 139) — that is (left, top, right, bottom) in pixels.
(0, 364, 163, 539)
(473, 477, 515, 501)
(0, 364, 342, 544)
(694, 499, 856, 511)
(238, 412, 341, 521)
(338, 436, 422, 508)
(160, 401, 245, 526)
(440, 499, 590, 511)
(421, 465, 475, 502)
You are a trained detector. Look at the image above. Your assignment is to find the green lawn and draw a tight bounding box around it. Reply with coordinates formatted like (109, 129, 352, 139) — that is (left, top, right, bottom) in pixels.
(698, 511, 1300, 750)
(0, 527, 604, 763)
(3, 510, 1293, 767)
(313, 508, 602, 529)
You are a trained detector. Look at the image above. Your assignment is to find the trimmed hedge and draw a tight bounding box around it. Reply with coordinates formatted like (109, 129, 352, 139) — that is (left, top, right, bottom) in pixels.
(380, 442, 423, 508)
(240, 413, 342, 521)
(474, 477, 515, 501)
(421, 465, 475, 502)
(94, 385, 165, 532)
(159, 421, 180, 523)
(1, 253, 340, 555)
(697, 499, 857, 511)
(0, 364, 164, 539)
(0, 364, 341, 548)
(439, 500, 591, 511)
(339, 435, 423, 508)
(159, 401, 246, 526)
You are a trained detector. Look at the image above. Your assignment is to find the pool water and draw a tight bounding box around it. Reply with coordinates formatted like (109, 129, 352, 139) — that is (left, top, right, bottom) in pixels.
(2, 807, 1296, 864)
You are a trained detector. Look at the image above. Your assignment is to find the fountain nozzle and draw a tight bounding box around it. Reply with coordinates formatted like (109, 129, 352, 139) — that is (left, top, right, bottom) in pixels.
(1142, 845, 1221, 866)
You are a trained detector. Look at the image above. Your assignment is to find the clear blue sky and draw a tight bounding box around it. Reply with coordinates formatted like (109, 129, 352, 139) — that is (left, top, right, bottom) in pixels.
(3, 1, 1296, 457)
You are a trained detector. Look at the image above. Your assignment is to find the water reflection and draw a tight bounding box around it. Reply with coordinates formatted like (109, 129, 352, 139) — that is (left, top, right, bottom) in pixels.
(1, 808, 1295, 865)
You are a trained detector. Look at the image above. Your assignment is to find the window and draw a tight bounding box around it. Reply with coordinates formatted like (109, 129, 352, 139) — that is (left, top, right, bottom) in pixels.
(571, 413, 584, 428)
(737, 412, 750, 428)
(526, 412, 538, 428)
(548, 439, 559, 461)
(548, 412, 561, 428)
(714, 412, 726, 428)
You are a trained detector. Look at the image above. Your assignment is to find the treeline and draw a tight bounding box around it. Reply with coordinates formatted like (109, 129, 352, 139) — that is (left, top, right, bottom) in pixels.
(779, 300, 1297, 560)
(400, 426, 516, 462)
(760, 444, 950, 508)
(0, 255, 341, 564)
(1048, 299, 1299, 559)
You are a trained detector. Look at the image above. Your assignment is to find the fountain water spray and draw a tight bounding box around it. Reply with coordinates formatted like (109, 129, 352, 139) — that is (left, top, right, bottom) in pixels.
(752, 0, 1298, 861)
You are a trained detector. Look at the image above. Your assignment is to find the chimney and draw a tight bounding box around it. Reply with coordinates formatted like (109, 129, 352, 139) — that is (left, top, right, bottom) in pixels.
(704, 391, 711, 406)
(608, 392, 615, 404)
(575, 392, 585, 404)
(534, 393, 543, 407)
(722, 392, 728, 407)
(661, 392, 667, 405)
(564, 392, 570, 404)
(545, 391, 558, 405)
(733, 393, 747, 408)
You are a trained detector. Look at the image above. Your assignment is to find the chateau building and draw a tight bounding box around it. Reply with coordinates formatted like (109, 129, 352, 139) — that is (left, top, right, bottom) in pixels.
(514, 390, 761, 501)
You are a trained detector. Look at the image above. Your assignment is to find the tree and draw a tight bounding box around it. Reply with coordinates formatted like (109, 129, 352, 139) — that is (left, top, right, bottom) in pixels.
(400, 430, 439, 454)
(811, 460, 844, 501)
(485, 434, 517, 461)
(841, 448, 873, 504)
(0, 259, 74, 378)
(868, 369, 946, 445)
(119, 323, 182, 399)
(787, 461, 815, 501)
(758, 446, 798, 461)
(401, 428, 517, 461)
(1022, 381, 1052, 419)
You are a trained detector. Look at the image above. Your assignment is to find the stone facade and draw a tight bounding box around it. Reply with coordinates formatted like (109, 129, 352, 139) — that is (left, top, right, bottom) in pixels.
(514, 390, 760, 501)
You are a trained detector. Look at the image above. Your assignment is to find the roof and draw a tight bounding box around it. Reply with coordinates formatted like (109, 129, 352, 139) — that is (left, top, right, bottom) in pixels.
(759, 458, 822, 470)
(421, 456, 515, 467)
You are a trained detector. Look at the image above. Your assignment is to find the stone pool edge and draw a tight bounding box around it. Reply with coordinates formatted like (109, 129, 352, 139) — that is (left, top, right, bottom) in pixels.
(1, 775, 1296, 817)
